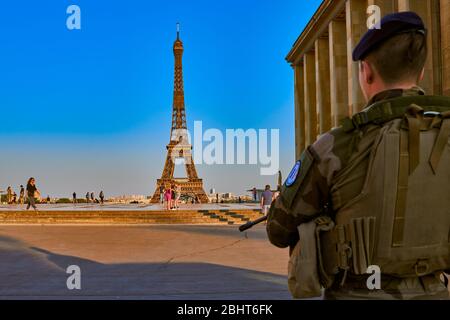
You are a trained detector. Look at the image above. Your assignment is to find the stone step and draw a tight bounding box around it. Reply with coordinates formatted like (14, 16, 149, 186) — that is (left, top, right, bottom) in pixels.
(0, 209, 263, 225)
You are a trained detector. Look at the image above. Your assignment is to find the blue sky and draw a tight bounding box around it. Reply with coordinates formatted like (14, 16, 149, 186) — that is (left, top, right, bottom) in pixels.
(0, 0, 322, 197)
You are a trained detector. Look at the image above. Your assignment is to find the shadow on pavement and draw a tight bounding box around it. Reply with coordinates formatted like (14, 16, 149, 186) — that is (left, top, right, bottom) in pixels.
(0, 235, 291, 300)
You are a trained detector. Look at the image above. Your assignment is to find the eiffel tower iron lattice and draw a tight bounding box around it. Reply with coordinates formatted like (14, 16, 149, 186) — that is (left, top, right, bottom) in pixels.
(151, 24, 209, 204)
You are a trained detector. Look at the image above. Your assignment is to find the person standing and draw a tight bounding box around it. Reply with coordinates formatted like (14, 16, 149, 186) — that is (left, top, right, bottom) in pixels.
(86, 192, 90, 204)
(170, 184, 176, 210)
(164, 186, 172, 211)
(99, 191, 104, 205)
(90, 192, 95, 204)
(252, 187, 257, 202)
(73, 192, 77, 205)
(19, 185, 25, 206)
(174, 184, 181, 209)
(159, 185, 164, 204)
(6, 186, 12, 205)
(260, 185, 273, 215)
(26, 177, 39, 211)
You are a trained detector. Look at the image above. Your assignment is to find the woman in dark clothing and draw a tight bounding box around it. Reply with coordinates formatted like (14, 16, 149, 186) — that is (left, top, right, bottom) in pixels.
(26, 177, 39, 211)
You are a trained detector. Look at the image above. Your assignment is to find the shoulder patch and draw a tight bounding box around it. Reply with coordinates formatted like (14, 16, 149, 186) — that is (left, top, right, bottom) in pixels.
(285, 160, 301, 187)
(281, 147, 315, 209)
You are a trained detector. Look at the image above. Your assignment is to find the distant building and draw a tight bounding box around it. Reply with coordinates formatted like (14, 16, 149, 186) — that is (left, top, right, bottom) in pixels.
(109, 195, 147, 203)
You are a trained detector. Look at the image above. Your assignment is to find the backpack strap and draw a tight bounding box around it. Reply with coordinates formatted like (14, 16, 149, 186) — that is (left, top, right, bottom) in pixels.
(405, 104, 423, 174)
(429, 111, 450, 174)
(341, 95, 450, 132)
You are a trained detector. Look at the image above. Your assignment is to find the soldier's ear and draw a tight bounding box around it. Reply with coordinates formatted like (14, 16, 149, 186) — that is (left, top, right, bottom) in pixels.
(361, 60, 375, 85)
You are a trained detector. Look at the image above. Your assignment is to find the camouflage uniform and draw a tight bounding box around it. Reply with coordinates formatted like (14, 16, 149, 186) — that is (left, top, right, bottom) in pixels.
(267, 87, 450, 299)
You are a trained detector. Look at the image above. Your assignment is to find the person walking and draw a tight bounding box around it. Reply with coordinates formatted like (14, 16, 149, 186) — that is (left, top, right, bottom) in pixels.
(26, 177, 39, 211)
(260, 185, 273, 216)
(99, 191, 104, 205)
(73, 192, 77, 205)
(90, 192, 95, 204)
(19, 185, 25, 206)
(86, 192, 90, 204)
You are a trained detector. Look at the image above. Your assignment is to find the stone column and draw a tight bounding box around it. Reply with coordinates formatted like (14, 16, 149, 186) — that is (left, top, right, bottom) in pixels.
(294, 64, 305, 159)
(315, 37, 331, 134)
(399, 0, 442, 95)
(329, 19, 349, 127)
(441, 0, 450, 96)
(368, 0, 396, 15)
(304, 52, 317, 146)
(346, 0, 367, 114)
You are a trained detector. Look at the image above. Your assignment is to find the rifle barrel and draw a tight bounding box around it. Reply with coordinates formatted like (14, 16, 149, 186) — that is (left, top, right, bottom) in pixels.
(238, 215, 267, 232)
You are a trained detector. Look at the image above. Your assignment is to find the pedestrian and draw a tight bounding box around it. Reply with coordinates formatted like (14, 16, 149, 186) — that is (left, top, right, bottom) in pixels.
(260, 185, 273, 215)
(164, 186, 172, 211)
(99, 190, 104, 205)
(174, 184, 181, 209)
(26, 177, 39, 211)
(159, 184, 164, 204)
(170, 184, 175, 209)
(6, 186, 12, 205)
(90, 192, 94, 204)
(86, 192, 90, 204)
(12, 192, 17, 204)
(19, 185, 25, 206)
(252, 187, 257, 202)
(73, 192, 77, 205)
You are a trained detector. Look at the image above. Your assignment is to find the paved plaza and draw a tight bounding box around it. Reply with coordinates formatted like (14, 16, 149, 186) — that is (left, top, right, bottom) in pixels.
(0, 224, 292, 299)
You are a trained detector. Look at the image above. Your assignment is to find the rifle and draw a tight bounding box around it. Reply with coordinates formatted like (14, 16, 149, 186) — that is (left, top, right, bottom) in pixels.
(238, 215, 267, 232)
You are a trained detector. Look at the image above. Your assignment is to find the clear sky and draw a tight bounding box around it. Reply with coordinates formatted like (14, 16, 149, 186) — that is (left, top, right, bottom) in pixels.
(0, 0, 322, 198)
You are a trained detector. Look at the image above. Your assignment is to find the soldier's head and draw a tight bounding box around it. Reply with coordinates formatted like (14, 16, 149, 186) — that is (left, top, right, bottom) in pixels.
(353, 12, 427, 102)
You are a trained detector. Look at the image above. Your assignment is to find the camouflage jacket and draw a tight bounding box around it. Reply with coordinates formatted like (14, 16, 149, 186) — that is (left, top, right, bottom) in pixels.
(266, 87, 426, 249)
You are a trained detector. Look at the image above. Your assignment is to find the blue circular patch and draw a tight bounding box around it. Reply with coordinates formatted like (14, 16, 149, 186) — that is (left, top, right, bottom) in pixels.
(285, 160, 301, 187)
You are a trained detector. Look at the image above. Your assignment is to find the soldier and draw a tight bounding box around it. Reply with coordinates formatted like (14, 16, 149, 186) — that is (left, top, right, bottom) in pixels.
(267, 12, 450, 299)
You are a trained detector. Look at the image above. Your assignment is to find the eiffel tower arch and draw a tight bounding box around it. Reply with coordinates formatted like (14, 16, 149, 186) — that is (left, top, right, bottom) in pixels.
(151, 24, 209, 204)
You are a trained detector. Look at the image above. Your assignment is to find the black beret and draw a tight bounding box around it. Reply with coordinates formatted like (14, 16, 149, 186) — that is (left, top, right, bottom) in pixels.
(352, 11, 426, 61)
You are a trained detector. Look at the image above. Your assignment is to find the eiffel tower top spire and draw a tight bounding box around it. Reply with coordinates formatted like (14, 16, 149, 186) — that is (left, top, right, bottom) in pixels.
(171, 22, 186, 135)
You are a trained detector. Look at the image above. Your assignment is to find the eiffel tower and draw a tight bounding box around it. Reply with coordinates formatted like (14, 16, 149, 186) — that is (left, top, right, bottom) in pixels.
(151, 24, 209, 204)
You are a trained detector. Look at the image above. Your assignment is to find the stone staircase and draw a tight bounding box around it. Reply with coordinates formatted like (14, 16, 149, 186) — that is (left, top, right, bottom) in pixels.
(0, 209, 264, 225)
